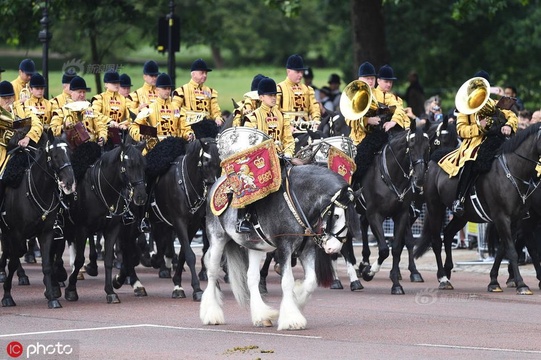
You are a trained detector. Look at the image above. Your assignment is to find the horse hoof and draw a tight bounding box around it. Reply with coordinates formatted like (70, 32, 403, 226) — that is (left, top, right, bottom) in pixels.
(150, 255, 161, 269)
(24, 253, 36, 264)
(410, 273, 424, 283)
(48, 299, 62, 309)
(361, 270, 374, 282)
(438, 281, 454, 290)
(0, 272, 6, 283)
(77, 272, 85, 281)
(172, 289, 186, 299)
(106, 294, 121, 304)
(84, 264, 98, 277)
(134, 287, 147, 297)
(506, 280, 517, 288)
(113, 259, 122, 270)
(112, 275, 123, 289)
(516, 286, 533, 295)
(18, 276, 30, 286)
(391, 285, 405, 295)
(2, 296, 16, 307)
(65, 289, 79, 301)
(330, 279, 343, 289)
(193, 291, 203, 302)
(198, 270, 208, 281)
(350, 280, 364, 291)
(52, 287, 62, 299)
(487, 284, 503, 292)
(255, 320, 273, 327)
(97, 252, 104, 261)
(159, 268, 171, 278)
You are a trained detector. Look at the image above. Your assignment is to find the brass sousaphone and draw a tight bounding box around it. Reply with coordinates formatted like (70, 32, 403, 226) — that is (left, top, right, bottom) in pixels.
(455, 77, 498, 125)
(339, 80, 379, 120)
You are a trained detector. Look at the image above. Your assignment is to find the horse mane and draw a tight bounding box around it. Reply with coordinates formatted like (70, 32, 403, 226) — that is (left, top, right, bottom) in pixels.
(499, 122, 541, 154)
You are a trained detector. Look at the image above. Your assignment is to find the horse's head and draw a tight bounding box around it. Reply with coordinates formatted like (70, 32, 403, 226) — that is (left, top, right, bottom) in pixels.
(318, 186, 354, 254)
(47, 130, 76, 194)
(198, 138, 221, 184)
(119, 143, 147, 206)
(424, 117, 459, 155)
(407, 121, 430, 193)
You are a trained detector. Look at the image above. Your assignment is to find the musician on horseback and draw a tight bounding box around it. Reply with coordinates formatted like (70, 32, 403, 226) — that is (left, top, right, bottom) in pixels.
(126, 60, 159, 116)
(439, 71, 517, 216)
(276, 54, 321, 135)
(51, 72, 77, 112)
(50, 76, 108, 146)
(232, 74, 266, 127)
(24, 73, 53, 130)
(343, 62, 409, 186)
(0, 80, 43, 200)
(128, 73, 194, 152)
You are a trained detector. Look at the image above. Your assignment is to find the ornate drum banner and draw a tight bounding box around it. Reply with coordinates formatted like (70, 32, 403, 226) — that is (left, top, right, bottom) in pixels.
(221, 139, 282, 209)
(328, 146, 356, 184)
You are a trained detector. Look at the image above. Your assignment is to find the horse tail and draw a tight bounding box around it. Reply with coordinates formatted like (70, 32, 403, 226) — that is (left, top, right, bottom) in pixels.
(315, 246, 335, 287)
(414, 218, 432, 259)
(223, 241, 249, 308)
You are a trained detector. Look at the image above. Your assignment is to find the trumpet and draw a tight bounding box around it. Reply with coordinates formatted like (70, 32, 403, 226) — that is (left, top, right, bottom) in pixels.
(339, 80, 379, 120)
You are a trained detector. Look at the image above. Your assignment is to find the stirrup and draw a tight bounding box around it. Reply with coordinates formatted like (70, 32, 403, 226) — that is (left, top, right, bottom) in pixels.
(139, 218, 151, 233)
(236, 220, 252, 233)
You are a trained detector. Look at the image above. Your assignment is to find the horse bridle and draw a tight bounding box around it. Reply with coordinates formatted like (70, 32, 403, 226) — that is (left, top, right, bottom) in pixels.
(91, 148, 144, 217)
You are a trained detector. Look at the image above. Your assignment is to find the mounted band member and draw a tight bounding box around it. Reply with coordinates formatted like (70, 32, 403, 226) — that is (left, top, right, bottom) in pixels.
(128, 73, 194, 154)
(232, 74, 266, 127)
(51, 72, 77, 112)
(24, 73, 53, 130)
(276, 54, 321, 135)
(342, 62, 409, 186)
(50, 76, 108, 147)
(439, 71, 518, 216)
(0, 80, 43, 200)
(172, 59, 224, 127)
(235, 77, 295, 233)
(126, 60, 159, 116)
(11, 58, 35, 104)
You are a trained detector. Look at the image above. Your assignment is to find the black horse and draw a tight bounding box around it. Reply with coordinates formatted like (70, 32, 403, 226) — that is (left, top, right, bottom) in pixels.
(1, 130, 76, 308)
(354, 121, 430, 294)
(149, 137, 221, 301)
(63, 142, 147, 303)
(415, 123, 541, 294)
(201, 164, 358, 330)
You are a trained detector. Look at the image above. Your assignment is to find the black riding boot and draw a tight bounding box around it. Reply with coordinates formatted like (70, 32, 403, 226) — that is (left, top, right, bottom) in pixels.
(451, 162, 475, 217)
(236, 207, 252, 233)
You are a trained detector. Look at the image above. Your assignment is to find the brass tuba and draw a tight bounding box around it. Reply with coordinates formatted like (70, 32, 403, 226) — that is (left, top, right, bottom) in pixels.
(455, 77, 499, 126)
(0, 106, 15, 148)
(339, 80, 379, 120)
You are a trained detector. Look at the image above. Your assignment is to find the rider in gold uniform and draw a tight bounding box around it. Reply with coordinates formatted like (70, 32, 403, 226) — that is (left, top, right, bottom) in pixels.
(126, 60, 159, 116)
(24, 73, 53, 130)
(232, 74, 266, 127)
(51, 72, 77, 112)
(11, 59, 35, 104)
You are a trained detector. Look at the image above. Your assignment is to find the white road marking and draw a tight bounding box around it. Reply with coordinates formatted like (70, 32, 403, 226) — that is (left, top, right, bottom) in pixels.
(0, 323, 321, 339)
(417, 343, 541, 354)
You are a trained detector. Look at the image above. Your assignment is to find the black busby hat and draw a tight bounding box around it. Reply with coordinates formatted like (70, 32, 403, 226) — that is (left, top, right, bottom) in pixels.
(62, 72, 77, 84)
(377, 65, 397, 80)
(191, 59, 212, 72)
(258, 78, 280, 95)
(304, 67, 314, 78)
(0, 81, 15, 97)
(29, 73, 46, 88)
(70, 76, 91, 91)
(155, 73, 173, 88)
(357, 62, 376, 77)
(143, 60, 159, 76)
(328, 73, 341, 84)
(286, 54, 307, 71)
(103, 70, 120, 83)
(19, 58, 36, 75)
(119, 74, 132, 88)
(473, 70, 490, 83)
(190, 118, 220, 139)
(250, 74, 266, 91)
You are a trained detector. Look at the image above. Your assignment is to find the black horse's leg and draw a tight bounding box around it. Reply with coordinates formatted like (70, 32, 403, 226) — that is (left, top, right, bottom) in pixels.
(389, 212, 409, 295)
(51, 236, 67, 295)
(198, 223, 209, 281)
(24, 237, 37, 264)
(103, 224, 122, 304)
(160, 230, 175, 279)
(16, 263, 29, 286)
(405, 226, 423, 282)
(259, 250, 275, 295)
(0, 251, 6, 283)
(362, 214, 389, 282)
(2, 255, 19, 307)
(493, 218, 532, 295)
(173, 218, 203, 301)
(342, 233, 363, 291)
(65, 227, 87, 302)
(85, 234, 99, 277)
(358, 215, 371, 275)
(488, 242, 506, 292)
(440, 217, 467, 289)
(39, 230, 62, 309)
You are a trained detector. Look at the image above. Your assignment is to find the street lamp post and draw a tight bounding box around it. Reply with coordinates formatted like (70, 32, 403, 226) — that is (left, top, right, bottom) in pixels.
(167, 0, 176, 88)
(38, 0, 52, 98)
